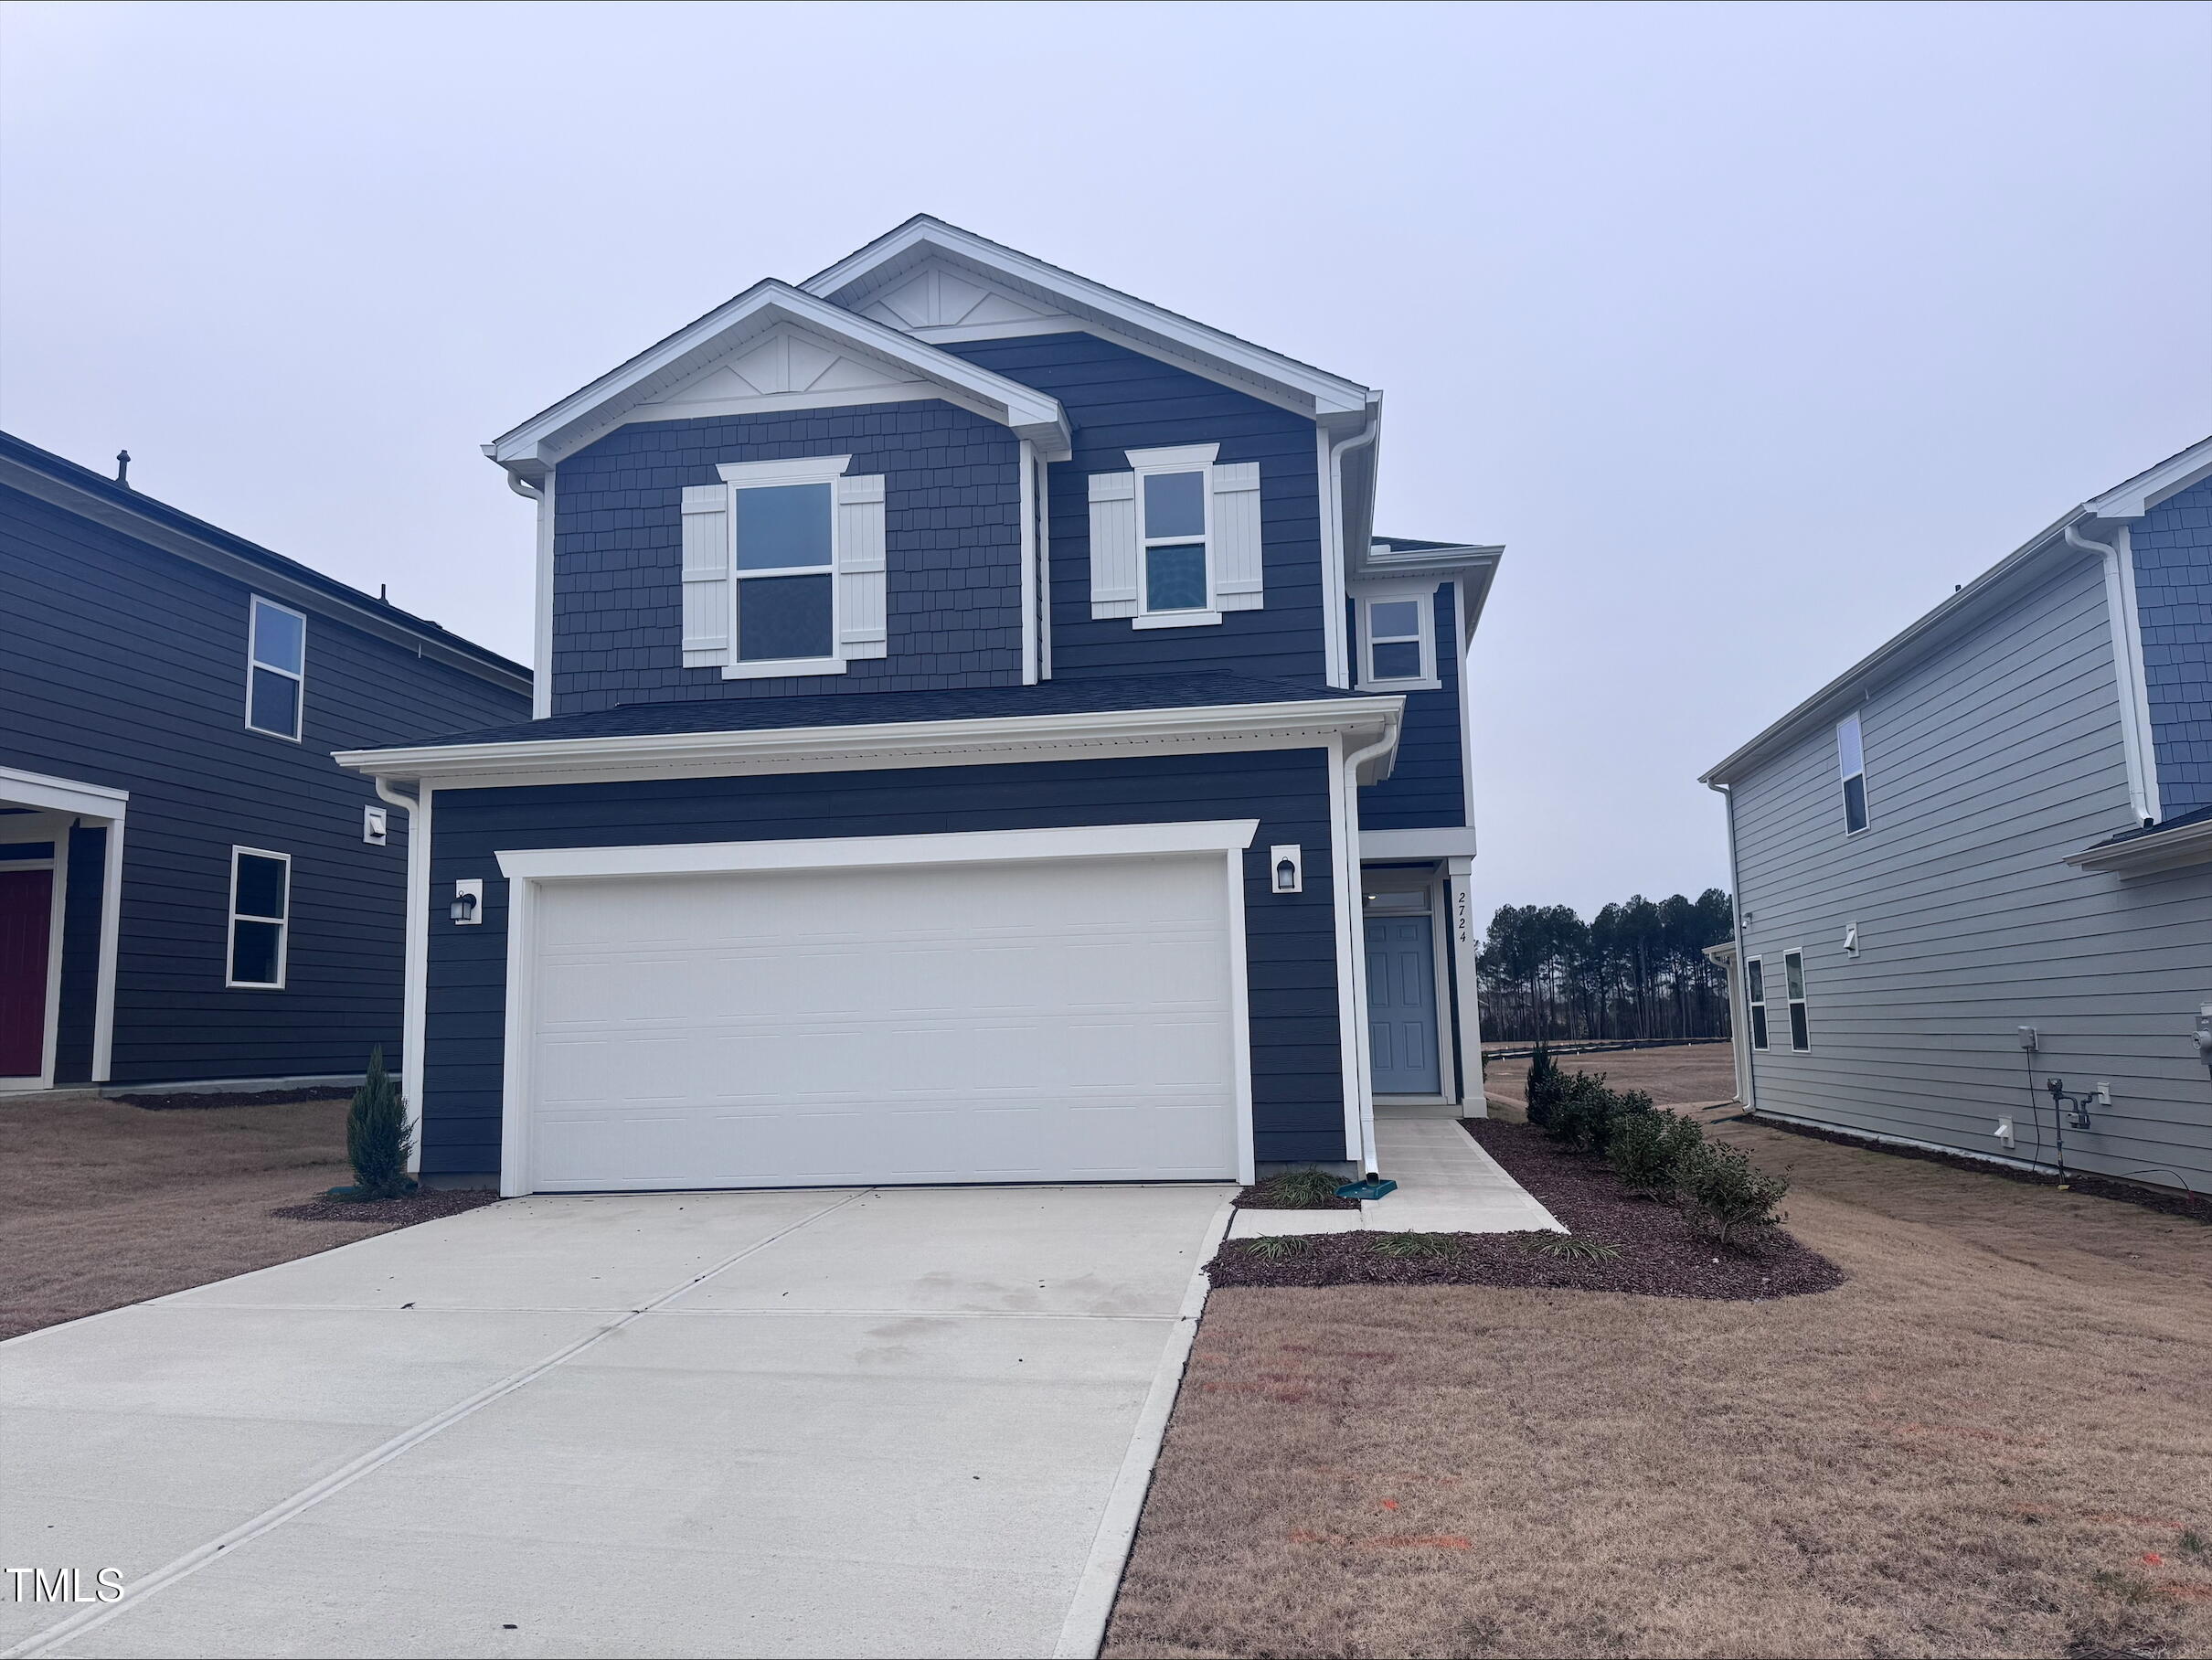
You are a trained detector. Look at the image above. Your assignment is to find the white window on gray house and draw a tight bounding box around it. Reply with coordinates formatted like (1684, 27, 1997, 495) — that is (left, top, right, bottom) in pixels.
(1784, 949, 1809, 1050)
(1746, 955, 1769, 1050)
(246, 597, 305, 740)
(228, 847, 291, 989)
(679, 456, 888, 680)
(1087, 443, 1262, 626)
(1838, 712, 1868, 835)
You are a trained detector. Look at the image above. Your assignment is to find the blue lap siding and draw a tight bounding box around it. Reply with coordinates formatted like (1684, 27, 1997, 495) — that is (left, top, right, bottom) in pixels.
(2130, 474, 2212, 815)
(0, 451, 530, 1085)
(1356, 583, 1468, 828)
(938, 334, 1330, 686)
(421, 748, 1346, 1181)
(548, 401, 1024, 716)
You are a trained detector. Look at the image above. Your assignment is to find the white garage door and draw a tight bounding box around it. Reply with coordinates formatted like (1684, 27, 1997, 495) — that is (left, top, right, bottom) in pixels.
(519, 852, 1243, 1191)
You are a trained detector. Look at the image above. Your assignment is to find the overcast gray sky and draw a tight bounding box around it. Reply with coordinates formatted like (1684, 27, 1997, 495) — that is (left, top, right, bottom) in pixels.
(4, 1, 2207, 918)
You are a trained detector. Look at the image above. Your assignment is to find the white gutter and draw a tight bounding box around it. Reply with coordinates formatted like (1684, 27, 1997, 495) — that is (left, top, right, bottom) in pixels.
(373, 777, 429, 1174)
(1339, 724, 1398, 1175)
(2066, 521, 2159, 825)
(1319, 405, 1382, 689)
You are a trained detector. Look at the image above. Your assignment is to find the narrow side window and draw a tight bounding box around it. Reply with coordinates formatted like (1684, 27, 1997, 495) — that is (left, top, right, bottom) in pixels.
(1746, 955, 1769, 1050)
(228, 847, 291, 989)
(1784, 949, 1809, 1050)
(247, 597, 306, 740)
(1837, 712, 1868, 835)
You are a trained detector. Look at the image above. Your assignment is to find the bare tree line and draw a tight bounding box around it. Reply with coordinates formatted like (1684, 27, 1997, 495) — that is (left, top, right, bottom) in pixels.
(1477, 889, 1734, 1042)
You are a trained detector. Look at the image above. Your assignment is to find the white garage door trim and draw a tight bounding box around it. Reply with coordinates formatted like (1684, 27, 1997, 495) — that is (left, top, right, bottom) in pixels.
(495, 820, 1260, 1196)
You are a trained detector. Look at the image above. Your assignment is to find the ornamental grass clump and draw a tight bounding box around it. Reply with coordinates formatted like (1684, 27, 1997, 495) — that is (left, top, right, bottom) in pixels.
(1675, 1137, 1790, 1249)
(1607, 1108, 1707, 1199)
(329, 1047, 416, 1202)
(1251, 1167, 1343, 1208)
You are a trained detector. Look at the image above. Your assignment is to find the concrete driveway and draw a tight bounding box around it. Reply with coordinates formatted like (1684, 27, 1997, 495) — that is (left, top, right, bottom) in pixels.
(0, 1184, 1231, 1660)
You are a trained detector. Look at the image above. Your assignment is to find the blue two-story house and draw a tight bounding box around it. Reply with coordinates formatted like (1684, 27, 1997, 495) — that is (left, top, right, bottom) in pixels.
(339, 218, 1501, 1193)
(1, 432, 531, 1095)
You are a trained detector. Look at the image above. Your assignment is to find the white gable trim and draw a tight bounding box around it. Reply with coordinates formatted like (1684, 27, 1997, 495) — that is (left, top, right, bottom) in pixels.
(803, 218, 1375, 420)
(488, 281, 1069, 476)
(2083, 434, 2212, 520)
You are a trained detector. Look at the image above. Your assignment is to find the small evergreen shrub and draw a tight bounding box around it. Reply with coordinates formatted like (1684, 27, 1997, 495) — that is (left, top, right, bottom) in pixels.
(1675, 1138, 1789, 1248)
(334, 1048, 416, 1202)
(1608, 1107, 1705, 1198)
(1525, 1042, 1565, 1127)
(1547, 1072, 1655, 1155)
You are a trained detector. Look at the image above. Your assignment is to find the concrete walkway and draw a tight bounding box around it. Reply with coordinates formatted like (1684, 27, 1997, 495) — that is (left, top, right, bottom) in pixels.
(1228, 1114, 1564, 1239)
(1, 1184, 1231, 1660)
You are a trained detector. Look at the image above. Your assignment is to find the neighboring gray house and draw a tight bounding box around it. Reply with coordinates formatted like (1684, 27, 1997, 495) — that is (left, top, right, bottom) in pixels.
(1701, 437, 2212, 1196)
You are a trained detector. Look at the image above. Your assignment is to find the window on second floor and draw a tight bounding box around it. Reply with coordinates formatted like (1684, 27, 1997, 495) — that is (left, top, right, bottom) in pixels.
(1783, 949, 1810, 1050)
(735, 482, 835, 664)
(1358, 592, 1437, 687)
(1837, 711, 1868, 835)
(1088, 443, 1262, 628)
(246, 597, 305, 740)
(1141, 467, 1209, 614)
(1746, 955, 1769, 1050)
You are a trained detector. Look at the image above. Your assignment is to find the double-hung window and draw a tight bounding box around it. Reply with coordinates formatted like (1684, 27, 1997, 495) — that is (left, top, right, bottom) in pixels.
(228, 847, 291, 989)
(1745, 955, 1769, 1050)
(1783, 949, 1809, 1050)
(735, 482, 835, 665)
(1837, 712, 1868, 835)
(246, 597, 305, 740)
(1357, 590, 1439, 687)
(1140, 467, 1209, 615)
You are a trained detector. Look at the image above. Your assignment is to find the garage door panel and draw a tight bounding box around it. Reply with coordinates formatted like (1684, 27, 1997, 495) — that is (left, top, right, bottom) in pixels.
(523, 853, 1244, 1190)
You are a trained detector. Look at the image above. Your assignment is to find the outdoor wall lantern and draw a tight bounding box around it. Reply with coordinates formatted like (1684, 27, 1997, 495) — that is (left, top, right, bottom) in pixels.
(451, 878, 483, 925)
(1270, 845, 1303, 895)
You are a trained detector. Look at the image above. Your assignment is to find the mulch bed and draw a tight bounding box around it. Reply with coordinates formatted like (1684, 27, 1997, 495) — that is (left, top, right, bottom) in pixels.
(1742, 1112, 2210, 1224)
(122, 1087, 356, 1111)
(271, 1189, 501, 1225)
(1206, 1119, 1844, 1301)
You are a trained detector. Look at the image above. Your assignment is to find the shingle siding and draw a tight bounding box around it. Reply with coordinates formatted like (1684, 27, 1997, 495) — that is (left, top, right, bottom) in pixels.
(548, 401, 1024, 715)
(421, 749, 1348, 1179)
(0, 482, 529, 1084)
(938, 334, 1329, 685)
(1728, 554, 2212, 1191)
(1357, 584, 1467, 829)
(2131, 474, 2212, 816)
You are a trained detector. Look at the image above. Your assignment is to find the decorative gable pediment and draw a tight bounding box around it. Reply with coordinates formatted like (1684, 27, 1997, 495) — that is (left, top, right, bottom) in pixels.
(855, 261, 1074, 338)
(635, 324, 931, 416)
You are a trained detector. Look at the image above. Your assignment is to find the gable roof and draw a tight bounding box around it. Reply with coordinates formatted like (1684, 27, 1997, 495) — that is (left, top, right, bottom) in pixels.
(0, 431, 530, 695)
(1699, 434, 2212, 788)
(801, 216, 1378, 424)
(486, 279, 1070, 480)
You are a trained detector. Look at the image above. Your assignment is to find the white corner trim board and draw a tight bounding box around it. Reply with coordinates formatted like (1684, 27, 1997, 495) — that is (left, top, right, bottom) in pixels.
(496, 819, 1261, 883)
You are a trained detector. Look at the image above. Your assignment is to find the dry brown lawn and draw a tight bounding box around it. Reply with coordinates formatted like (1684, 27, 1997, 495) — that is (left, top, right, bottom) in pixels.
(1, 1094, 415, 1340)
(1108, 1112, 2212, 1660)
(1483, 1040, 1739, 1112)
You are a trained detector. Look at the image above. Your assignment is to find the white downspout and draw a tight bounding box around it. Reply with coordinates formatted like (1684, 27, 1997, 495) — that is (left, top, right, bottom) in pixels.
(2067, 520, 2160, 825)
(1341, 721, 1398, 1174)
(512, 471, 555, 720)
(1320, 407, 1380, 689)
(375, 776, 429, 1176)
(1706, 779, 1755, 1112)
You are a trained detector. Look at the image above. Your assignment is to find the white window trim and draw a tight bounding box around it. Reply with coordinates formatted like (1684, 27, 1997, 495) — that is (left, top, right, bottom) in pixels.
(226, 846, 292, 990)
(1354, 584, 1442, 691)
(245, 596, 307, 741)
(1782, 948, 1809, 1051)
(1838, 711, 1869, 837)
(716, 454, 851, 680)
(1745, 953, 1769, 1051)
(1129, 442, 1219, 627)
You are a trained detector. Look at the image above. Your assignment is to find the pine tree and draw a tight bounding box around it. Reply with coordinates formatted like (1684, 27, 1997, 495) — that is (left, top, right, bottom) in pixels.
(336, 1047, 416, 1201)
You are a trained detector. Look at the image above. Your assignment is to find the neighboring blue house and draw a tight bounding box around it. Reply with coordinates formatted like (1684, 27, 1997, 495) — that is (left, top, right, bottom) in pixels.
(340, 217, 1503, 1193)
(1702, 435, 2212, 1195)
(0, 433, 531, 1094)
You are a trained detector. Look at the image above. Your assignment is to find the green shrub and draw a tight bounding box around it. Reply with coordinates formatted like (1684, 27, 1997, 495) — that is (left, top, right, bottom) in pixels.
(1607, 1108, 1705, 1198)
(337, 1048, 416, 1201)
(1546, 1071, 1656, 1155)
(1675, 1138, 1789, 1248)
(1250, 1167, 1341, 1208)
(1525, 1042, 1565, 1127)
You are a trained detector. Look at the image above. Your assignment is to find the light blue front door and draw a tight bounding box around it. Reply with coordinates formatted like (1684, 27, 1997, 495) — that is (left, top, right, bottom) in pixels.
(1366, 915, 1441, 1094)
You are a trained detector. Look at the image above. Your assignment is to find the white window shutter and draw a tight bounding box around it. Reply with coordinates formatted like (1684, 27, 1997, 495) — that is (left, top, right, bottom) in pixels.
(1212, 462, 1262, 611)
(835, 474, 888, 659)
(1088, 471, 1139, 618)
(680, 484, 731, 666)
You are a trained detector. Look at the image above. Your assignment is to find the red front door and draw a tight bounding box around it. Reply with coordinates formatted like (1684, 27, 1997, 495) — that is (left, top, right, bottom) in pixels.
(0, 867, 55, 1078)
